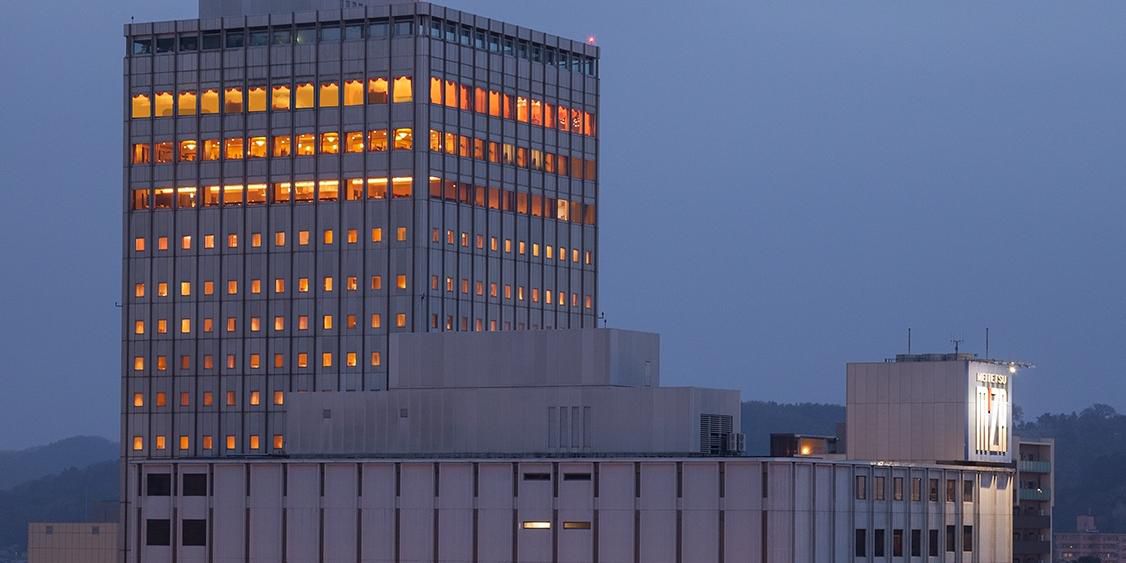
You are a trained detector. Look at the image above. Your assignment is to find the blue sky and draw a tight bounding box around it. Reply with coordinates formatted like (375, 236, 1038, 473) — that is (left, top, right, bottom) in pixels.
(0, 0, 1123, 448)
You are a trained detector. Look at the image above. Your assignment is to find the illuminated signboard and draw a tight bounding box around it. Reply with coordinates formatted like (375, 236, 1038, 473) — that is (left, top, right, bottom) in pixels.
(974, 372, 1009, 457)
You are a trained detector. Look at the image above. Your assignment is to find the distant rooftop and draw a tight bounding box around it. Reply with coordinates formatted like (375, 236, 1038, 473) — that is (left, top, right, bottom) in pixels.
(894, 352, 979, 362)
(200, 0, 416, 19)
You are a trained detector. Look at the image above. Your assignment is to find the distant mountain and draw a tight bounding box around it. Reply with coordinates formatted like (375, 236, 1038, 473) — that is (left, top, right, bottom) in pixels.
(740, 400, 845, 455)
(0, 436, 117, 491)
(0, 460, 118, 552)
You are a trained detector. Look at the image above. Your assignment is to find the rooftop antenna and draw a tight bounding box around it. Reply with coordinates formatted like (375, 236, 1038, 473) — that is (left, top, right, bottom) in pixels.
(598, 311, 607, 328)
(985, 327, 990, 359)
(951, 337, 964, 354)
(907, 328, 912, 354)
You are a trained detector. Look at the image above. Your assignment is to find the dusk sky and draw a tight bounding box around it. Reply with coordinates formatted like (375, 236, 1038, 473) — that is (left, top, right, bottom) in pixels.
(0, 0, 1123, 449)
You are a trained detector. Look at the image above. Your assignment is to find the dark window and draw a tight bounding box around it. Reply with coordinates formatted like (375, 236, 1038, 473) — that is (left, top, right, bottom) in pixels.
(963, 479, 974, 501)
(911, 529, 921, 557)
(892, 529, 903, 557)
(320, 25, 341, 42)
(202, 32, 221, 50)
(146, 519, 170, 546)
(503, 37, 514, 55)
(147, 473, 171, 496)
(962, 525, 973, 551)
(545, 48, 556, 65)
(928, 478, 939, 501)
(874, 476, 885, 500)
(182, 519, 207, 546)
(586, 57, 596, 76)
(155, 36, 174, 53)
(517, 40, 528, 59)
(531, 45, 542, 63)
(946, 525, 956, 552)
(131, 38, 152, 55)
(474, 30, 485, 49)
(182, 474, 207, 496)
(429, 19, 442, 39)
(444, 22, 457, 42)
(247, 29, 269, 47)
(854, 529, 866, 557)
(392, 19, 412, 37)
(345, 23, 364, 40)
(911, 477, 921, 501)
(854, 475, 866, 500)
(488, 33, 500, 52)
(893, 477, 903, 501)
(459, 26, 471, 46)
(523, 472, 550, 481)
(873, 529, 885, 557)
(225, 30, 244, 48)
(929, 529, 939, 556)
(946, 479, 956, 502)
(367, 23, 387, 39)
(271, 29, 291, 45)
(295, 26, 316, 45)
(179, 34, 198, 51)
(563, 473, 591, 481)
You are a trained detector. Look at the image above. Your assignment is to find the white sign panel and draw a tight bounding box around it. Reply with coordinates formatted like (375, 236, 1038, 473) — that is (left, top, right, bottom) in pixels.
(971, 372, 1010, 460)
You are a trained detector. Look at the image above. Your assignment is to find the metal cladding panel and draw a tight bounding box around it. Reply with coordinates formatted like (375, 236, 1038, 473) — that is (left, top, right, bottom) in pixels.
(638, 509, 676, 563)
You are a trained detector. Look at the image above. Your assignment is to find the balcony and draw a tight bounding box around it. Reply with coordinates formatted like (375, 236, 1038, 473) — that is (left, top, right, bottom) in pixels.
(1014, 514, 1051, 530)
(1013, 539, 1051, 555)
(1019, 487, 1052, 501)
(1018, 460, 1052, 474)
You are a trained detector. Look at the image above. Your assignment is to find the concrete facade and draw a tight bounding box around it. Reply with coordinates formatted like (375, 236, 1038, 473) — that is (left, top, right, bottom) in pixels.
(847, 355, 1015, 464)
(126, 457, 1012, 563)
(28, 523, 118, 563)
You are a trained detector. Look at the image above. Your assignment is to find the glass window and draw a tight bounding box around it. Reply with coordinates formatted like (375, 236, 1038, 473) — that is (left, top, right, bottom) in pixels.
(225, 30, 245, 48)
(179, 140, 197, 161)
(200, 88, 219, 114)
(295, 82, 314, 109)
(855, 529, 866, 557)
(132, 143, 151, 164)
(296, 134, 315, 156)
(368, 77, 388, 104)
(368, 22, 388, 39)
(272, 29, 291, 45)
(179, 34, 198, 51)
(320, 25, 341, 42)
(202, 32, 220, 50)
(320, 132, 340, 154)
(154, 142, 173, 164)
(855, 475, 866, 500)
(131, 38, 152, 55)
(272, 85, 290, 110)
(178, 91, 197, 115)
(248, 136, 267, 158)
(393, 128, 413, 150)
(343, 79, 364, 106)
(319, 81, 339, 107)
(154, 91, 173, 117)
(368, 130, 388, 152)
(131, 93, 151, 118)
(392, 76, 412, 103)
(247, 86, 266, 112)
(155, 36, 174, 53)
(344, 23, 363, 40)
(202, 139, 220, 161)
(393, 19, 412, 37)
(224, 137, 244, 160)
(224, 87, 243, 113)
(444, 80, 457, 108)
(273, 135, 291, 157)
(247, 29, 268, 46)
(295, 26, 316, 45)
(345, 131, 364, 153)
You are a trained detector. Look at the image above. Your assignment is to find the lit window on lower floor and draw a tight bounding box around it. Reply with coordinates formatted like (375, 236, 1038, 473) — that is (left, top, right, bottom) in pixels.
(521, 521, 551, 530)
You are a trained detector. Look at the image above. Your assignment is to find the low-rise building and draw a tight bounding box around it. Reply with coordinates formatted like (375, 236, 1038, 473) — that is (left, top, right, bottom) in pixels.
(27, 523, 117, 563)
(1056, 516, 1126, 563)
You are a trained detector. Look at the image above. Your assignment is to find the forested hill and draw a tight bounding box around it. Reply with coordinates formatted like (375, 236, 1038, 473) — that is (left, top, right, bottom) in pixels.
(740, 400, 845, 455)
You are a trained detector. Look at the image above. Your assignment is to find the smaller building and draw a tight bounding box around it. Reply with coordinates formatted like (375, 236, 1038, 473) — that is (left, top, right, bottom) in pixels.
(1056, 516, 1126, 563)
(769, 433, 841, 457)
(27, 523, 117, 563)
(1013, 437, 1054, 563)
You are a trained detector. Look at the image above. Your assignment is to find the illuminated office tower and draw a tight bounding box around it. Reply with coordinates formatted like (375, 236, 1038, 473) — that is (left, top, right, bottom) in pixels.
(123, 0, 599, 461)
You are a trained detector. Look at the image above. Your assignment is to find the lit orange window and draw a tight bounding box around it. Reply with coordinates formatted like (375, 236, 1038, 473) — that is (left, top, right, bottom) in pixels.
(249, 390, 261, 406)
(274, 278, 285, 294)
(180, 319, 191, 334)
(154, 91, 173, 117)
(346, 276, 358, 291)
(134, 237, 146, 252)
(371, 275, 383, 291)
(247, 85, 266, 112)
(224, 137, 244, 160)
(392, 75, 412, 103)
(273, 435, 285, 449)
(319, 81, 339, 107)
(516, 96, 529, 122)
(295, 82, 315, 109)
(273, 390, 285, 405)
(225, 435, 236, 450)
(226, 280, 238, 295)
(297, 278, 310, 293)
(132, 143, 151, 164)
(297, 352, 309, 368)
(370, 352, 382, 366)
(368, 130, 388, 152)
(370, 313, 382, 328)
(249, 316, 261, 331)
(459, 85, 470, 111)
(131, 93, 151, 118)
(248, 353, 261, 369)
(444, 132, 456, 155)
(202, 436, 214, 450)
(272, 85, 290, 110)
(393, 128, 413, 150)
(474, 87, 486, 113)
(133, 356, 144, 371)
(323, 315, 334, 330)
(248, 136, 267, 158)
(227, 233, 238, 248)
(202, 391, 214, 406)
(345, 131, 364, 153)
(322, 352, 333, 367)
(396, 274, 407, 290)
(274, 316, 285, 331)
(179, 392, 190, 407)
(273, 135, 292, 157)
(429, 129, 441, 152)
(488, 90, 500, 116)
(346, 352, 357, 367)
(367, 77, 388, 103)
(223, 87, 243, 113)
(298, 315, 309, 330)
(273, 353, 284, 368)
(343, 79, 364, 106)
(132, 393, 144, 408)
(225, 354, 236, 369)
(430, 77, 442, 104)
(444, 80, 457, 108)
(531, 99, 543, 126)
(371, 227, 383, 243)
(296, 133, 315, 156)
(155, 435, 167, 450)
(202, 139, 220, 161)
(200, 89, 219, 114)
(396, 227, 407, 241)
(226, 317, 237, 332)
(395, 313, 407, 328)
(132, 436, 144, 451)
(202, 280, 214, 295)
(323, 276, 334, 292)
(298, 231, 310, 245)
(320, 132, 340, 154)
(178, 436, 190, 450)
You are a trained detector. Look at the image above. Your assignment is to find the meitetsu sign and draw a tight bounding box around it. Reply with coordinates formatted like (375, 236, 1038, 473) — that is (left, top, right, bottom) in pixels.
(971, 371, 1010, 460)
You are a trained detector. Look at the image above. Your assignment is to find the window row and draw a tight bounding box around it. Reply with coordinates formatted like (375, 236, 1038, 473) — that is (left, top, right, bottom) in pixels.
(131, 389, 284, 409)
(130, 177, 414, 210)
(854, 526, 973, 557)
(429, 230, 594, 264)
(427, 129, 596, 179)
(424, 17, 596, 76)
(132, 433, 283, 453)
(428, 77, 595, 136)
(132, 312, 398, 336)
(144, 518, 207, 547)
(131, 128, 413, 163)
(426, 180, 596, 224)
(131, 348, 384, 373)
(128, 17, 598, 78)
(130, 77, 411, 118)
(854, 475, 976, 502)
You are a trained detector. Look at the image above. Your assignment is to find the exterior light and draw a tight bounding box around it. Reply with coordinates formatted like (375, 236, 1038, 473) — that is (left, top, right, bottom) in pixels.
(1008, 363, 1017, 375)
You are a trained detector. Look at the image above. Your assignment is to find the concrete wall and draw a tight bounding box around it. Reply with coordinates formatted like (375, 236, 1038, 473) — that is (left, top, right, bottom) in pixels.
(286, 385, 737, 455)
(28, 523, 117, 563)
(125, 458, 1012, 563)
(389, 329, 660, 390)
